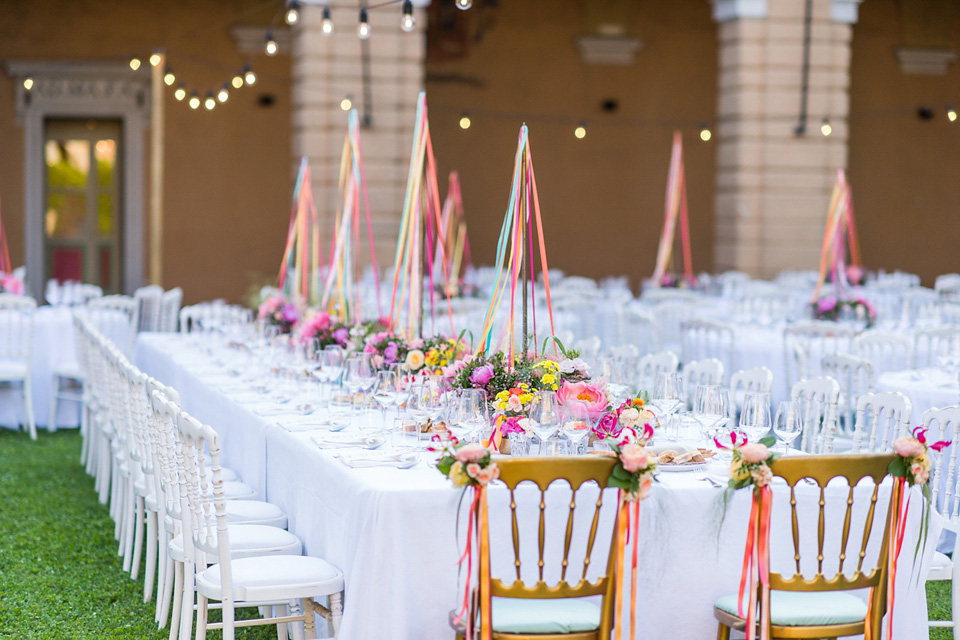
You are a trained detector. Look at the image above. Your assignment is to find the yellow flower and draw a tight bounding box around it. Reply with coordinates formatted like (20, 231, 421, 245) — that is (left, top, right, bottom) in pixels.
(541, 373, 556, 386)
(536, 360, 559, 371)
(450, 461, 469, 487)
(495, 390, 510, 402)
(915, 451, 930, 470)
(425, 350, 439, 366)
(731, 460, 751, 483)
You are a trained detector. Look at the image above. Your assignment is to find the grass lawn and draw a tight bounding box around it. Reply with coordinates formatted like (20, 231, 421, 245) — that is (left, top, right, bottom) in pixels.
(0, 429, 954, 638)
(0, 429, 273, 639)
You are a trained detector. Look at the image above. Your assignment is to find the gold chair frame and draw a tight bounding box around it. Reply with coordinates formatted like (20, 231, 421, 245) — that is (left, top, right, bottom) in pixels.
(714, 453, 900, 640)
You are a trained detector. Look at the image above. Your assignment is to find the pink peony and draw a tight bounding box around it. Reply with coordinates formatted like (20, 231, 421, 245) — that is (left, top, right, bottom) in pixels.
(469, 363, 495, 387)
(739, 443, 770, 464)
(620, 443, 652, 473)
(557, 381, 608, 420)
(816, 295, 838, 314)
(455, 442, 488, 463)
(383, 342, 399, 364)
(892, 437, 925, 458)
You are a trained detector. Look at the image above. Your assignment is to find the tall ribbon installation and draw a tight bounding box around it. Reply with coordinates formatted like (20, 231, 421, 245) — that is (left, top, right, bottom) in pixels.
(651, 131, 695, 286)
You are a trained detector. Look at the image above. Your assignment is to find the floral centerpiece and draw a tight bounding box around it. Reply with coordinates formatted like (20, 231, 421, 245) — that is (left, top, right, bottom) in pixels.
(403, 334, 472, 378)
(592, 396, 657, 442)
(257, 293, 301, 334)
(811, 295, 876, 328)
(294, 309, 350, 349)
(658, 273, 697, 289)
(0, 272, 24, 295)
(363, 329, 409, 370)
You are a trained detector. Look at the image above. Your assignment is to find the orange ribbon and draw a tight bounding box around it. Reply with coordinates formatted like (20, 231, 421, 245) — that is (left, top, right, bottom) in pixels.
(885, 477, 910, 640)
(739, 486, 773, 640)
(455, 486, 483, 640)
(613, 493, 641, 640)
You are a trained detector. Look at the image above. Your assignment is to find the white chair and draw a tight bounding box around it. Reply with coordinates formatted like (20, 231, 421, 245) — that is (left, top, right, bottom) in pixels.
(641, 288, 699, 304)
(652, 300, 699, 353)
(901, 287, 939, 328)
(622, 307, 659, 355)
(853, 330, 912, 375)
(850, 391, 912, 453)
(821, 352, 874, 443)
(159, 287, 183, 332)
(173, 405, 344, 640)
(637, 350, 679, 392)
(0, 294, 37, 439)
(734, 292, 793, 325)
(135, 284, 164, 332)
(680, 320, 735, 378)
(729, 366, 774, 416)
(572, 335, 602, 370)
(914, 327, 960, 369)
(783, 322, 855, 392)
(922, 405, 960, 638)
(790, 376, 841, 454)
(682, 358, 725, 410)
(937, 274, 960, 293)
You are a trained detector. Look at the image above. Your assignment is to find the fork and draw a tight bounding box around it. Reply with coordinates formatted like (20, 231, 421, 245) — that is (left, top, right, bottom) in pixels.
(696, 467, 723, 488)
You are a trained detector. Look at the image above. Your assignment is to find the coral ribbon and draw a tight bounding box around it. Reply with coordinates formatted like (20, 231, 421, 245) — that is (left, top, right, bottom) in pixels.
(739, 486, 772, 640)
(885, 477, 909, 640)
(455, 486, 483, 640)
(613, 493, 641, 640)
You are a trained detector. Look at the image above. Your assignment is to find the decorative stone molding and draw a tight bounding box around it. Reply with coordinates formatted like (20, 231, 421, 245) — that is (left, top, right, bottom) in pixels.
(710, 0, 767, 22)
(575, 36, 643, 65)
(895, 47, 957, 75)
(831, 0, 863, 24)
(231, 26, 291, 56)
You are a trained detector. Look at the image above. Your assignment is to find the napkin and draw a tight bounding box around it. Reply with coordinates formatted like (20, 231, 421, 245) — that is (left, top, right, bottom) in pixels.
(336, 450, 419, 469)
(310, 434, 384, 449)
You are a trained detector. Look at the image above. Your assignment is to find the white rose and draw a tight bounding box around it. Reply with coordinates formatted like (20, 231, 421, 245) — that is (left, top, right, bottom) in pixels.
(619, 407, 640, 427)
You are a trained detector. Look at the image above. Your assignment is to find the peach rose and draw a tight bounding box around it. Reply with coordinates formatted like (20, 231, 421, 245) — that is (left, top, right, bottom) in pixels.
(405, 349, 425, 371)
(751, 466, 773, 487)
(466, 462, 481, 478)
(475, 465, 500, 485)
(739, 443, 770, 464)
(637, 473, 654, 499)
(620, 443, 652, 473)
(455, 442, 488, 463)
(619, 407, 640, 427)
(911, 462, 930, 485)
(893, 437, 925, 458)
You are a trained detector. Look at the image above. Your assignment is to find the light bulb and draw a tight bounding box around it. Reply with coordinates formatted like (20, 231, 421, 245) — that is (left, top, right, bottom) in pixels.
(22, 77, 34, 90)
(265, 32, 278, 56)
(358, 8, 370, 39)
(820, 118, 832, 136)
(163, 70, 175, 86)
(204, 92, 216, 110)
(321, 7, 334, 34)
(244, 64, 257, 85)
(699, 125, 712, 142)
(340, 97, 353, 111)
(401, 0, 416, 32)
(459, 114, 471, 130)
(574, 123, 586, 139)
(189, 93, 201, 110)
(149, 52, 162, 67)
(232, 73, 244, 89)
(174, 84, 187, 101)
(129, 57, 142, 71)
(284, 1, 300, 25)
(218, 84, 229, 103)
(456, 0, 472, 9)
(948, 105, 957, 122)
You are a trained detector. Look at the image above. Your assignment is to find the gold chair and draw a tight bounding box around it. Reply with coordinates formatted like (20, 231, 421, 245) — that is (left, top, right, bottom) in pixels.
(454, 456, 619, 640)
(714, 453, 900, 639)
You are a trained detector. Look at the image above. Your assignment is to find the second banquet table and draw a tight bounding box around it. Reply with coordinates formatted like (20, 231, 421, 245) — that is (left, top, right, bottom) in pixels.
(135, 333, 939, 640)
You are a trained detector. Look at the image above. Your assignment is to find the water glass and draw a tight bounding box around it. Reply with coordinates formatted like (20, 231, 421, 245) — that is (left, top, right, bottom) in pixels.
(392, 416, 421, 449)
(527, 390, 562, 447)
(693, 384, 730, 441)
(773, 400, 804, 453)
(560, 403, 594, 454)
(652, 372, 685, 416)
(446, 389, 489, 443)
(739, 391, 772, 442)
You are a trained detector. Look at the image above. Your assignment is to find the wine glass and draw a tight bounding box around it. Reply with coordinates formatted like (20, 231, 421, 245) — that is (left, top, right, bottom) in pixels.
(773, 400, 804, 454)
(372, 370, 403, 421)
(739, 391, 772, 442)
(651, 372, 686, 416)
(561, 403, 594, 454)
(528, 390, 562, 452)
(693, 384, 730, 441)
(343, 354, 376, 409)
(446, 389, 489, 443)
(408, 376, 445, 427)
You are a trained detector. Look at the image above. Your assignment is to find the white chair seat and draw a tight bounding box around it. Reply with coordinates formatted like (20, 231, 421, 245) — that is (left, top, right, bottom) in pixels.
(169, 524, 302, 563)
(927, 551, 953, 581)
(491, 597, 601, 634)
(52, 361, 83, 380)
(196, 555, 344, 602)
(715, 590, 867, 626)
(0, 360, 28, 381)
(220, 481, 257, 501)
(224, 500, 287, 528)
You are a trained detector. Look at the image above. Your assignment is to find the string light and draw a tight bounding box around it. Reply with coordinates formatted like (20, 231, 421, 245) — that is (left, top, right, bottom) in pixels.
(284, 1, 300, 25)
(244, 63, 257, 85)
(204, 91, 216, 110)
(22, 77, 33, 90)
(129, 57, 142, 71)
(699, 123, 712, 142)
(456, 0, 472, 9)
(231, 71, 244, 89)
(357, 8, 370, 39)
(217, 84, 230, 103)
(149, 52, 162, 67)
(401, 0, 416, 32)
(820, 117, 832, 136)
(340, 96, 353, 111)
(265, 31, 278, 56)
(459, 113, 471, 129)
(948, 105, 957, 123)
(574, 122, 587, 139)
(174, 84, 187, 101)
(321, 7, 334, 34)
(188, 92, 201, 109)
(163, 69, 176, 86)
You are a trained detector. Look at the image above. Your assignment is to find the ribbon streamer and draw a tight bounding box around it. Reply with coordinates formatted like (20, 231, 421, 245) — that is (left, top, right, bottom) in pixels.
(812, 169, 862, 303)
(738, 486, 773, 640)
(885, 477, 910, 640)
(613, 493, 641, 640)
(651, 131, 695, 286)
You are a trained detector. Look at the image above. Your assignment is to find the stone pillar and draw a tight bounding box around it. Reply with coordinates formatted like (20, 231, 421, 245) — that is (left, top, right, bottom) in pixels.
(711, 0, 862, 278)
(292, 3, 426, 269)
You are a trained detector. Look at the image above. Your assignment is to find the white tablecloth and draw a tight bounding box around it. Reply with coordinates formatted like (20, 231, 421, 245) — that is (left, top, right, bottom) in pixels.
(877, 368, 960, 419)
(135, 333, 939, 640)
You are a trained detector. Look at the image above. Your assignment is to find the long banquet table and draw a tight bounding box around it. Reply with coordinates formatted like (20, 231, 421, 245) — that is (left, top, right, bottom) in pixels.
(135, 332, 940, 640)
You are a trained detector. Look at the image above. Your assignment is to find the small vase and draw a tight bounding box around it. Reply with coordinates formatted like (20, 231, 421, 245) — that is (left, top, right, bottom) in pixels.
(507, 432, 529, 456)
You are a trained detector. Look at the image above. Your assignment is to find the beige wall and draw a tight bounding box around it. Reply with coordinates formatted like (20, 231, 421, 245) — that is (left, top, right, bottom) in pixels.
(0, 0, 292, 304)
(848, 0, 960, 286)
(424, 0, 718, 288)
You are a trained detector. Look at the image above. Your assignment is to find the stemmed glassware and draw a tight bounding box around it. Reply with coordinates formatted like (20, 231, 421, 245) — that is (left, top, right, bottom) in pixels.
(739, 391, 772, 442)
(527, 390, 562, 452)
(446, 389, 490, 443)
(343, 354, 377, 409)
(693, 384, 730, 441)
(372, 370, 404, 421)
(773, 400, 804, 454)
(561, 403, 594, 455)
(651, 372, 686, 417)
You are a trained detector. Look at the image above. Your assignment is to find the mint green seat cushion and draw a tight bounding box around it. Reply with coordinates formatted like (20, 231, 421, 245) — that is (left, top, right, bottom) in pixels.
(715, 590, 867, 626)
(491, 597, 601, 634)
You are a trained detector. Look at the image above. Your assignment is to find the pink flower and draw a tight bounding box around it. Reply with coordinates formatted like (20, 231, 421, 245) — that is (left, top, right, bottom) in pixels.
(443, 360, 467, 379)
(499, 416, 524, 436)
(893, 437, 925, 458)
(739, 443, 770, 464)
(408, 337, 425, 349)
(506, 395, 524, 412)
(469, 364, 495, 388)
(593, 411, 620, 438)
(363, 343, 377, 354)
(466, 462, 481, 478)
(751, 466, 773, 487)
(455, 442, 488, 463)
(475, 465, 499, 485)
(816, 295, 838, 314)
(846, 265, 864, 285)
(637, 473, 654, 499)
(620, 443, 652, 473)
(383, 343, 399, 364)
(557, 381, 608, 420)
(911, 462, 930, 485)
(1, 275, 23, 295)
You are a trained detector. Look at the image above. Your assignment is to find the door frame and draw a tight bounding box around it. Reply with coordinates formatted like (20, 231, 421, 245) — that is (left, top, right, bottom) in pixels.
(7, 60, 150, 297)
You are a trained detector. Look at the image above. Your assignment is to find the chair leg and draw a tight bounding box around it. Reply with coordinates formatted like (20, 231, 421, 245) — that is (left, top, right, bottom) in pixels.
(302, 598, 316, 639)
(179, 560, 194, 640)
(168, 561, 183, 640)
(22, 379, 37, 440)
(131, 495, 146, 580)
(157, 539, 173, 625)
(329, 592, 343, 637)
(716, 623, 730, 640)
(194, 594, 209, 640)
(276, 603, 289, 640)
(49, 377, 59, 433)
(122, 482, 137, 571)
(144, 510, 158, 602)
